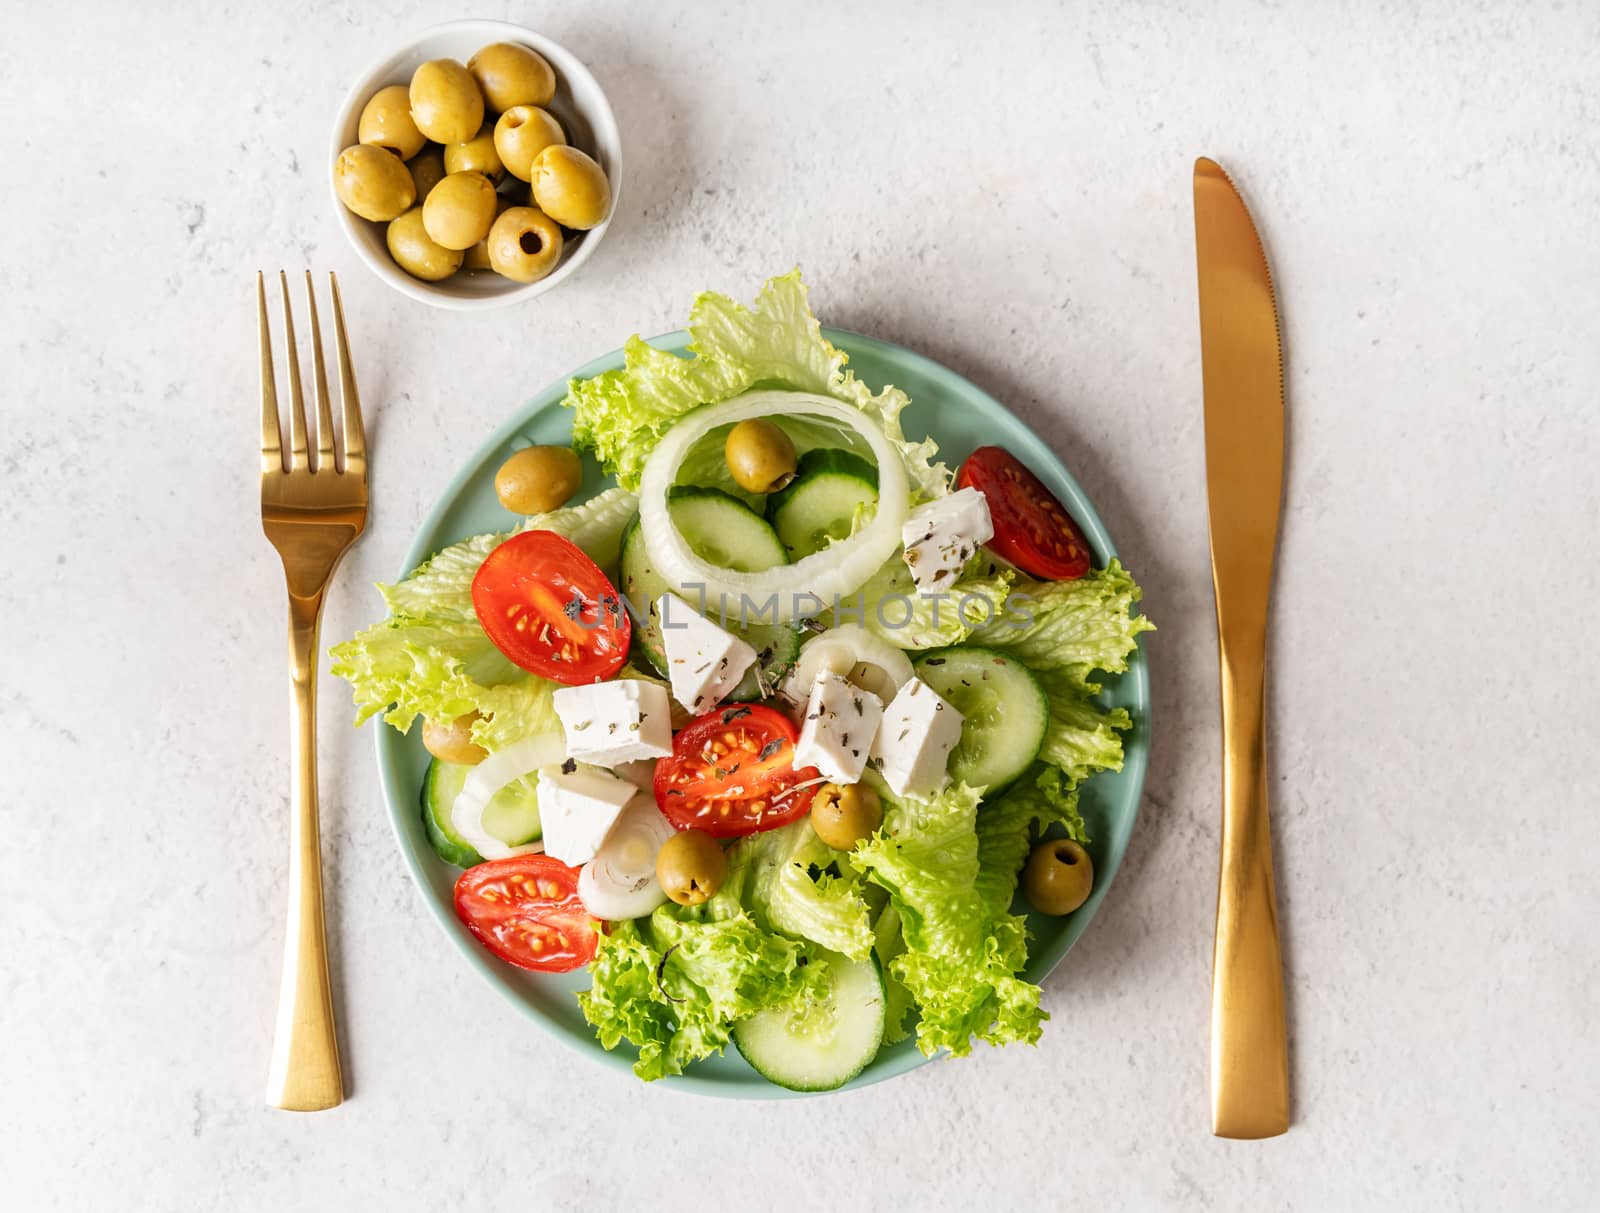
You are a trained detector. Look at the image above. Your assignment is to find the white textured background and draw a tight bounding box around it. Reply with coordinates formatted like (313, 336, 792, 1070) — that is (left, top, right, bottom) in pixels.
(3, 1, 1597, 1209)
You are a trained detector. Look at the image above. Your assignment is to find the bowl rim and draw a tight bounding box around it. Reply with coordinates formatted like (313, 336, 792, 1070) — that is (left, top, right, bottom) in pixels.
(371, 325, 1154, 1098)
(329, 18, 623, 312)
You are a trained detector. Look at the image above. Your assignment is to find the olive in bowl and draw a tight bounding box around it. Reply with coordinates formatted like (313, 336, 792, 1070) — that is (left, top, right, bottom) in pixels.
(486, 207, 563, 283)
(333, 144, 415, 221)
(331, 20, 622, 308)
(408, 58, 484, 144)
(386, 208, 463, 282)
(494, 106, 566, 182)
(422, 171, 499, 250)
(530, 144, 612, 229)
(468, 41, 555, 111)
(358, 84, 426, 160)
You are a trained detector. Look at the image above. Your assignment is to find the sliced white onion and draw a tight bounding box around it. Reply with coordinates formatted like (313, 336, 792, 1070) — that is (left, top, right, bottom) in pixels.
(577, 793, 674, 920)
(781, 624, 916, 703)
(638, 390, 910, 623)
(451, 733, 566, 861)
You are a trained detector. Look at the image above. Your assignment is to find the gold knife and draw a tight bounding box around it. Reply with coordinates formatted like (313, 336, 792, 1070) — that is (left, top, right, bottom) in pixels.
(1193, 156, 1290, 1139)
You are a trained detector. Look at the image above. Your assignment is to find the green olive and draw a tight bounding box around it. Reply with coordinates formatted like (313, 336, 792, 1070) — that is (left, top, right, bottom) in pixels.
(530, 144, 611, 229)
(422, 712, 487, 765)
(486, 206, 563, 283)
(656, 830, 727, 906)
(494, 445, 582, 514)
(444, 124, 505, 184)
(422, 171, 498, 250)
(468, 41, 556, 111)
(1022, 838, 1094, 915)
(494, 105, 566, 182)
(408, 58, 484, 144)
(810, 782, 883, 851)
(724, 418, 798, 494)
(386, 207, 464, 282)
(358, 84, 426, 160)
(332, 144, 415, 221)
(407, 145, 447, 200)
(463, 194, 517, 271)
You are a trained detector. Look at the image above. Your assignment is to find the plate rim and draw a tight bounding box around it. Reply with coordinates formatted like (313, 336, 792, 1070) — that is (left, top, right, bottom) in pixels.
(372, 325, 1151, 1098)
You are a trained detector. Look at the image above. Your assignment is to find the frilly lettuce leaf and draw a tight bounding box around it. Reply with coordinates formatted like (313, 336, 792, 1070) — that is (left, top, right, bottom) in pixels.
(577, 885, 826, 1081)
(565, 270, 949, 500)
(849, 777, 1045, 1056)
(731, 820, 875, 960)
(970, 558, 1153, 682)
(329, 489, 636, 753)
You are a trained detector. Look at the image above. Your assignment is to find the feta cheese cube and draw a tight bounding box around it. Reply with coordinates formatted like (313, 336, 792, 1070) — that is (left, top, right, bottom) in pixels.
(900, 487, 994, 592)
(794, 673, 884, 785)
(536, 764, 636, 866)
(552, 679, 673, 767)
(870, 677, 965, 797)
(657, 593, 758, 715)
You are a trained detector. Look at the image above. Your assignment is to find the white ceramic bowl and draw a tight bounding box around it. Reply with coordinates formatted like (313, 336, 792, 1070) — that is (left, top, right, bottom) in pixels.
(330, 19, 622, 310)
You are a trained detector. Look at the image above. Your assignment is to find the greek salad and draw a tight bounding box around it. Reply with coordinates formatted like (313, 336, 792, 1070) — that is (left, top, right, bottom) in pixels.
(332, 271, 1152, 1090)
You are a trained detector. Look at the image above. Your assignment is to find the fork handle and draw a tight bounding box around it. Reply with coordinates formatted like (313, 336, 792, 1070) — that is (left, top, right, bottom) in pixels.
(1210, 648, 1288, 1138)
(265, 587, 344, 1111)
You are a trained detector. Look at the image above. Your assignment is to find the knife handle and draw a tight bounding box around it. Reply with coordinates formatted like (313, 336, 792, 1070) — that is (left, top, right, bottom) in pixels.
(1210, 646, 1289, 1138)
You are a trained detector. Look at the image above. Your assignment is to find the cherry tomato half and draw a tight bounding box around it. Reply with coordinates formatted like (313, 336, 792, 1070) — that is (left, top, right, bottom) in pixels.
(654, 704, 821, 837)
(454, 854, 599, 973)
(957, 446, 1092, 580)
(471, 530, 630, 684)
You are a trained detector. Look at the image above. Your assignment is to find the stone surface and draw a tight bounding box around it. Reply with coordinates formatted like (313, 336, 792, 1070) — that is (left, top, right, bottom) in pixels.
(3, 1, 1597, 1209)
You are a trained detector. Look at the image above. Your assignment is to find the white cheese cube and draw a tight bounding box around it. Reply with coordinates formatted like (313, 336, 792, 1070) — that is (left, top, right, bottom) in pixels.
(870, 677, 965, 797)
(552, 679, 673, 767)
(794, 673, 884, 785)
(900, 487, 994, 592)
(657, 593, 758, 715)
(536, 764, 637, 866)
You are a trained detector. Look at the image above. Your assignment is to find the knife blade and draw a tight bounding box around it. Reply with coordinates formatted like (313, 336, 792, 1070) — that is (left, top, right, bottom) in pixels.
(1193, 156, 1290, 1139)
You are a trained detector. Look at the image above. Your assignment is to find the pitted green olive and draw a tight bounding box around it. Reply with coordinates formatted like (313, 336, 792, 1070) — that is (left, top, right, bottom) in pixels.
(809, 782, 883, 850)
(409, 58, 484, 144)
(1022, 838, 1093, 915)
(725, 419, 798, 494)
(657, 830, 727, 906)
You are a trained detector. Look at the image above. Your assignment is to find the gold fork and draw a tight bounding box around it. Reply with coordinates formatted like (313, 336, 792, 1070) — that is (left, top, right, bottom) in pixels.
(258, 271, 368, 1112)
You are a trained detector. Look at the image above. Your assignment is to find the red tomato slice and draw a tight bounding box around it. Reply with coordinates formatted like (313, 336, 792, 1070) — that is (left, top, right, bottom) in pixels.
(454, 854, 599, 973)
(471, 530, 630, 684)
(654, 704, 821, 837)
(957, 446, 1093, 581)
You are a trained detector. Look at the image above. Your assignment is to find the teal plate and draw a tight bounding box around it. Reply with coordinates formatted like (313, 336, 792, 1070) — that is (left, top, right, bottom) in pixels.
(374, 328, 1151, 1098)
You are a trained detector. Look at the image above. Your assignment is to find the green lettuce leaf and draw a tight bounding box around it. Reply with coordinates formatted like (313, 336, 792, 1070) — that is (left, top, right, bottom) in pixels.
(971, 558, 1153, 681)
(732, 820, 875, 960)
(835, 556, 1014, 650)
(330, 489, 637, 753)
(565, 270, 949, 499)
(850, 778, 1045, 1056)
(577, 887, 825, 1081)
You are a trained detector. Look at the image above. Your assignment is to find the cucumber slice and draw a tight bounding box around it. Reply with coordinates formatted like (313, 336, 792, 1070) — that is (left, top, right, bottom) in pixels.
(618, 497, 800, 698)
(766, 450, 879, 560)
(421, 758, 541, 868)
(421, 760, 481, 868)
(734, 953, 886, 1091)
(913, 647, 1047, 792)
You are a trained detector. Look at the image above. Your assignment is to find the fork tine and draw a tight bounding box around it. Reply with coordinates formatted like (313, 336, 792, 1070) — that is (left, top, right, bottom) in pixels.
(329, 273, 366, 475)
(258, 273, 283, 473)
(278, 272, 310, 471)
(304, 271, 337, 472)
